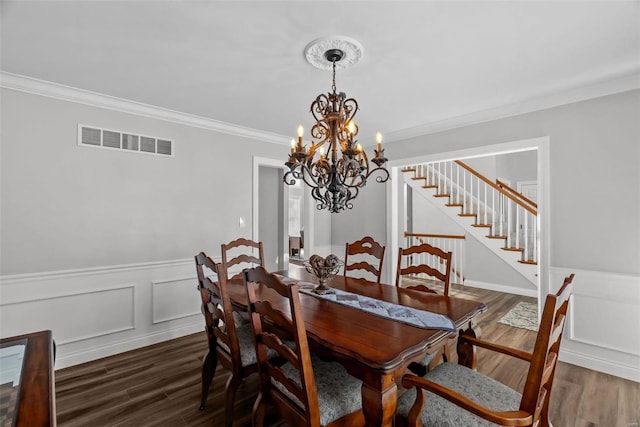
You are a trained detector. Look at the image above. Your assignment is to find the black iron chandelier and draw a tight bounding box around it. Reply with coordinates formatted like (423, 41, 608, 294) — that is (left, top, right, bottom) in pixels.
(283, 45, 390, 213)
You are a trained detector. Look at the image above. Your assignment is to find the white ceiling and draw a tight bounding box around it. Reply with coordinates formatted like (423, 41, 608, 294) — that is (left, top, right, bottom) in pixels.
(1, 1, 639, 145)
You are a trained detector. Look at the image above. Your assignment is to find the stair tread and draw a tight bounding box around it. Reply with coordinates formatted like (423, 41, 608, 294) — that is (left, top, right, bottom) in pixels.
(406, 167, 537, 285)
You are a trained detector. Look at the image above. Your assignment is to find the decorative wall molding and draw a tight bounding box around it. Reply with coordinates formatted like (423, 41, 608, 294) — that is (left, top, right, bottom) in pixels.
(0, 284, 136, 345)
(151, 276, 200, 325)
(384, 67, 640, 143)
(0, 258, 201, 369)
(1, 258, 638, 382)
(552, 267, 640, 383)
(0, 71, 290, 146)
(0, 258, 194, 285)
(3, 68, 639, 148)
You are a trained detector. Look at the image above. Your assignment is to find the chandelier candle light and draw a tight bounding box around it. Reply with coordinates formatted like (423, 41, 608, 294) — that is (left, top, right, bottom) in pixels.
(284, 37, 390, 213)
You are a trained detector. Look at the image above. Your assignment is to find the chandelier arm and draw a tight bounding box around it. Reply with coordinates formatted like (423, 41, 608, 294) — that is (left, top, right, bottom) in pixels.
(284, 163, 325, 190)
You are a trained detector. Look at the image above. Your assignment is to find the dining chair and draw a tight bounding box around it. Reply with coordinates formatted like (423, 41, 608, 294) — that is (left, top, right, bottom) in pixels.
(221, 237, 264, 280)
(396, 274, 575, 427)
(344, 235, 386, 283)
(194, 252, 262, 427)
(396, 242, 454, 373)
(243, 266, 365, 427)
(395, 242, 452, 295)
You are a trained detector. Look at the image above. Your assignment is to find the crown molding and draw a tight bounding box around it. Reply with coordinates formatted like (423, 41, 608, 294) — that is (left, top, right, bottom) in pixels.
(3, 67, 639, 147)
(384, 65, 640, 143)
(0, 71, 291, 145)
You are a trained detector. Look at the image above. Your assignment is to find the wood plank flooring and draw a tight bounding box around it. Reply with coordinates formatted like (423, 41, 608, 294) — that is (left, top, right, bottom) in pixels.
(55, 285, 639, 427)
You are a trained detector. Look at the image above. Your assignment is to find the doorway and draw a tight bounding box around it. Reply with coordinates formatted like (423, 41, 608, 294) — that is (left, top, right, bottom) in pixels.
(253, 156, 313, 271)
(387, 136, 551, 314)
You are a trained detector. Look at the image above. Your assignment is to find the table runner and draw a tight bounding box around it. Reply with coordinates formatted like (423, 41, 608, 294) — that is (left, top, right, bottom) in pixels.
(277, 275, 456, 332)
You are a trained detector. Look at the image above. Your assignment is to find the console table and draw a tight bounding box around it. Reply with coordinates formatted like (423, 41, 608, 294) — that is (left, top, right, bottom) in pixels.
(0, 330, 56, 426)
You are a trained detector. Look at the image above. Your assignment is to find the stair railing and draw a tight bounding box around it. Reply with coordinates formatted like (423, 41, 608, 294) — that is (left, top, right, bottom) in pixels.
(404, 160, 538, 264)
(404, 232, 466, 285)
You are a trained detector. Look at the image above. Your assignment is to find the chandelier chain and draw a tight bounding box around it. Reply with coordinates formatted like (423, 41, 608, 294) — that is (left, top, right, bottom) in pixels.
(331, 60, 337, 94)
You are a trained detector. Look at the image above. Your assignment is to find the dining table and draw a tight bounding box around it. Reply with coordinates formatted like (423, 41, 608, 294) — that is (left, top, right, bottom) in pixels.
(226, 267, 487, 427)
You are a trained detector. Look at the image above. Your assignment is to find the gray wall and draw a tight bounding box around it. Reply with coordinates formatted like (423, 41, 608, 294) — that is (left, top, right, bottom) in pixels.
(333, 89, 640, 276)
(0, 89, 288, 275)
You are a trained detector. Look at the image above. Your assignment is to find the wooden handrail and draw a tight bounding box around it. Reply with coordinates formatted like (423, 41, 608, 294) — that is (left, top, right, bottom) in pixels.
(454, 160, 538, 216)
(405, 232, 465, 240)
(496, 179, 538, 209)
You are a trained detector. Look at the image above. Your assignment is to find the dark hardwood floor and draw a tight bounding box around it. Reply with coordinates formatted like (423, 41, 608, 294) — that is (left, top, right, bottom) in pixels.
(55, 284, 639, 427)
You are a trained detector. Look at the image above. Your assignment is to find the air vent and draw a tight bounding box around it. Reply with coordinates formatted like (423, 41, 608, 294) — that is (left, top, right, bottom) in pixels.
(78, 125, 173, 157)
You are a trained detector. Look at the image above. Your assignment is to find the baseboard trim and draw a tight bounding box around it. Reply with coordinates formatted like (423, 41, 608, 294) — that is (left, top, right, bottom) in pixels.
(55, 322, 202, 370)
(463, 280, 538, 298)
(559, 347, 640, 383)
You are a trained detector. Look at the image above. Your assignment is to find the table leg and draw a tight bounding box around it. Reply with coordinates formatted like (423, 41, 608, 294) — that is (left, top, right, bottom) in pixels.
(361, 373, 397, 427)
(457, 321, 482, 369)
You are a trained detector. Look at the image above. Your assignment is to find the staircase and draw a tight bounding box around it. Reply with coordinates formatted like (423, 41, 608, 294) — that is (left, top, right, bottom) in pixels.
(403, 160, 538, 285)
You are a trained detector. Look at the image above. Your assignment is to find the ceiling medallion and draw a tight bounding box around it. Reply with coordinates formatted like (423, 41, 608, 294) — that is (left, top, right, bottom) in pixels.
(304, 36, 363, 71)
(284, 37, 389, 213)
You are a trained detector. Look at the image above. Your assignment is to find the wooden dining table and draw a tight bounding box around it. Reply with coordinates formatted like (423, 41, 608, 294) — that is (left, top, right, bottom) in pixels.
(226, 267, 487, 427)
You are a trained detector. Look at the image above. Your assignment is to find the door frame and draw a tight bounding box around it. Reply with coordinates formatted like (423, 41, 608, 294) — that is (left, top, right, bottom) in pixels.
(386, 136, 551, 311)
(253, 156, 314, 267)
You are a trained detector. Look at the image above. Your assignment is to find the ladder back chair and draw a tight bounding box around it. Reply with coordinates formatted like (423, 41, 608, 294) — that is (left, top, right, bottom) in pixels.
(396, 274, 575, 427)
(194, 252, 261, 427)
(221, 237, 264, 281)
(344, 236, 386, 283)
(396, 242, 454, 373)
(396, 242, 453, 295)
(243, 266, 364, 427)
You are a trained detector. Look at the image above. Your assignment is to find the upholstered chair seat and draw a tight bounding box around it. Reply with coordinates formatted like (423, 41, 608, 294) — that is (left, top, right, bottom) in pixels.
(396, 362, 522, 427)
(217, 323, 263, 367)
(274, 353, 363, 426)
(397, 274, 575, 427)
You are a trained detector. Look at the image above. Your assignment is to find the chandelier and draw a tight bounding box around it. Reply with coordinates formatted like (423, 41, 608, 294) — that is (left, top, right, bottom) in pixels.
(284, 41, 390, 213)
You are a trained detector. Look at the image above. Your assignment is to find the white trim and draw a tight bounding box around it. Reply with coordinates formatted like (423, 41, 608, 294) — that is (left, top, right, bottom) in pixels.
(386, 136, 549, 297)
(151, 276, 200, 325)
(0, 72, 290, 146)
(463, 280, 538, 298)
(253, 156, 317, 263)
(559, 348, 640, 384)
(384, 67, 640, 143)
(3, 69, 639, 147)
(55, 322, 202, 370)
(0, 258, 194, 284)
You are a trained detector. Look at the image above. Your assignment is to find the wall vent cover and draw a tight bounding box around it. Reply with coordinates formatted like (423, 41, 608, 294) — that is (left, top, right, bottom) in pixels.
(78, 125, 173, 157)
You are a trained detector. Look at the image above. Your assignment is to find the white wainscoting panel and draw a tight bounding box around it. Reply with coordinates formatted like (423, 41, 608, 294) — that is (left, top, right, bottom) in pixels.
(0, 285, 135, 345)
(0, 258, 202, 369)
(553, 267, 640, 383)
(2, 261, 638, 382)
(152, 276, 200, 324)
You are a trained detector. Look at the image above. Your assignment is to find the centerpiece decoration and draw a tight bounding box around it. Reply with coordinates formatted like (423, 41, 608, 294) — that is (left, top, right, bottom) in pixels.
(304, 254, 343, 295)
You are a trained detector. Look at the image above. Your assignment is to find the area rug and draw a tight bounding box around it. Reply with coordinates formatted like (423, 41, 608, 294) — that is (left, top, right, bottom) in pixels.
(498, 302, 538, 331)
